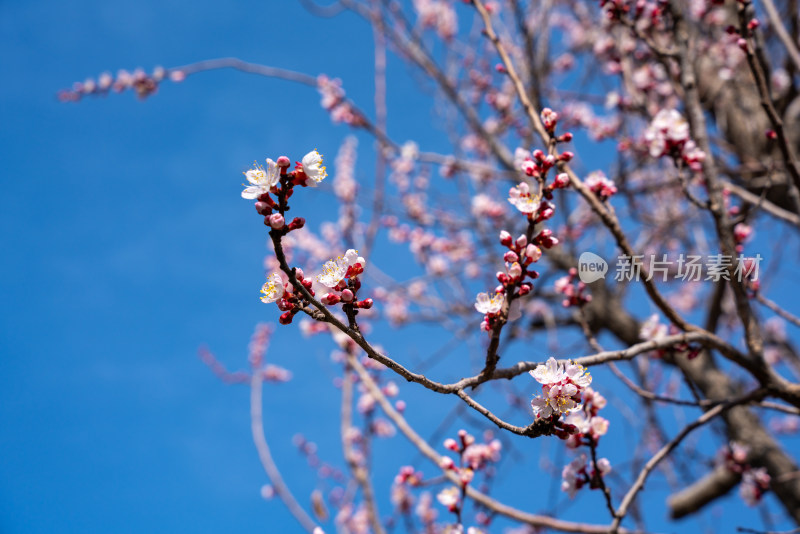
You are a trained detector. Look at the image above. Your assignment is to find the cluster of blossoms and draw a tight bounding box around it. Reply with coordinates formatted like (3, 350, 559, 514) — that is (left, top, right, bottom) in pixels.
(561, 453, 612, 498)
(721, 442, 772, 506)
(58, 66, 182, 102)
(437, 430, 499, 529)
(564, 387, 609, 448)
(242, 150, 336, 324)
(259, 269, 315, 325)
(529, 357, 592, 421)
(413, 0, 458, 41)
(317, 249, 373, 311)
(554, 268, 592, 307)
(474, 135, 571, 334)
(474, 229, 554, 334)
(243, 149, 328, 201)
(644, 109, 706, 171)
(317, 75, 364, 126)
(390, 430, 499, 533)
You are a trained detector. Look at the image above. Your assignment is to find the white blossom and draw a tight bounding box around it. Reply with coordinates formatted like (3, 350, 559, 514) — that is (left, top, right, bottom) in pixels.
(260, 273, 284, 303)
(316, 249, 365, 288)
(475, 292, 504, 314)
(436, 486, 460, 509)
(242, 159, 280, 199)
(508, 182, 541, 214)
(302, 149, 328, 186)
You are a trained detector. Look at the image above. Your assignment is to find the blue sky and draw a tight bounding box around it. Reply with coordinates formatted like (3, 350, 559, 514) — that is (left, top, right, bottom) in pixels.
(2, 1, 799, 533)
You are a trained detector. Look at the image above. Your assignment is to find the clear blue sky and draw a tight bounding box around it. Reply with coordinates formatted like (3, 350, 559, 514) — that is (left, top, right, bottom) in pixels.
(1, 1, 798, 533)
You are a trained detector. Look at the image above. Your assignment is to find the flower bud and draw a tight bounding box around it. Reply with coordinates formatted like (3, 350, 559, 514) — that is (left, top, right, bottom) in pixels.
(504, 251, 519, 263)
(356, 298, 373, 309)
(255, 201, 272, 216)
(323, 293, 341, 305)
(499, 230, 512, 247)
(276, 156, 291, 168)
(553, 173, 570, 188)
(279, 311, 294, 325)
(444, 438, 459, 451)
(268, 213, 285, 229)
(288, 217, 306, 231)
(516, 234, 528, 248)
(525, 244, 542, 262)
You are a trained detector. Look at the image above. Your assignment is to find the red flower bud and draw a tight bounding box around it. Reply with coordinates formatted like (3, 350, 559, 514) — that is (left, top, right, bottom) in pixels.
(255, 201, 272, 216)
(288, 217, 306, 231)
(279, 311, 294, 325)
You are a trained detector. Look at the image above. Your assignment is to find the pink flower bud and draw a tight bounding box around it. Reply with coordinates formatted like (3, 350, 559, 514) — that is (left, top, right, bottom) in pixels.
(504, 251, 519, 263)
(734, 223, 752, 243)
(255, 201, 272, 216)
(560, 151, 574, 162)
(460, 468, 474, 486)
(525, 244, 542, 262)
(356, 298, 373, 309)
(508, 262, 522, 279)
(440, 456, 455, 469)
(322, 293, 340, 305)
(737, 37, 748, 50)
(288, 217, 306, 230)
(444, 438, 459, 451)
(279, 311, 294, 325)
(516, 234, 528, 247)
(499, 230, 512, 246)
(276, 156, 291, 167)
(268, 214, 285, 229)
(554, 173, 570, 188)
(341, 289, 354, 302)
